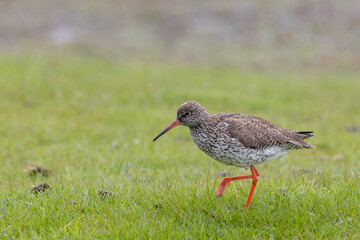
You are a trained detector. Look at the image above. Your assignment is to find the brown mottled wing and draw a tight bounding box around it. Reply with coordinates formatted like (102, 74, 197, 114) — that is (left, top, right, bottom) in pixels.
(216, 113, 313, 149)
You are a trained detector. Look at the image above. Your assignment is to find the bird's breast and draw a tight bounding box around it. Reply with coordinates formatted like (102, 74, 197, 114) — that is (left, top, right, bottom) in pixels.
(189, 127, 219, 153)
(189, 127, 245, 162)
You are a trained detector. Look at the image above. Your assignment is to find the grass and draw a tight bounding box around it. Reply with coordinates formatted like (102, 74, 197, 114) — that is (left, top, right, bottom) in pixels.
(0, 54, 360, 239)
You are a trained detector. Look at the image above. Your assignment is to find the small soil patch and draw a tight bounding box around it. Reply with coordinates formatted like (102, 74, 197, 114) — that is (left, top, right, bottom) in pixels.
(31, 183, 50, 194)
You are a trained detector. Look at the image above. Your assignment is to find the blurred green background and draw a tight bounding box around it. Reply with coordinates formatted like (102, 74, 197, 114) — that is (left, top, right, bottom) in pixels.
(1, 0, 359, 71)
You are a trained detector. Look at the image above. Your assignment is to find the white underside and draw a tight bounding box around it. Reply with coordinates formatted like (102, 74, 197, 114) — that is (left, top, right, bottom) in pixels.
(263, 147, 288, 162)
(260, 146, 288, 162)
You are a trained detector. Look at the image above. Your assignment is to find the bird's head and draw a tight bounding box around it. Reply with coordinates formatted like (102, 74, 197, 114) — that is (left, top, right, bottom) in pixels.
(153, 101, 209, 141)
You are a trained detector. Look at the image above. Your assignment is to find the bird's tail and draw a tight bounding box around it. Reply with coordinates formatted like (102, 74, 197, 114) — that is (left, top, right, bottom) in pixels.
(297, 131, 314, 139)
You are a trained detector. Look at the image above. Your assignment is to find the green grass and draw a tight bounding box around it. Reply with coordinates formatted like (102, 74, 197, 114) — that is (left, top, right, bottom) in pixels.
(0, 54, 360, 239)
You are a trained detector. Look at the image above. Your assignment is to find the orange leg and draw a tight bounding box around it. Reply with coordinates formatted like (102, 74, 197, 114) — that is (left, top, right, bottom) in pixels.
(216, 166, 260, 209)
(217, 175, 253, 197)
(244, 166, 259, 209)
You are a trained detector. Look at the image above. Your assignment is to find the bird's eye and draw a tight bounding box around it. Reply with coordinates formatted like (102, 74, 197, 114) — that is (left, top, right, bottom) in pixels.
(184, 112, 191, 117)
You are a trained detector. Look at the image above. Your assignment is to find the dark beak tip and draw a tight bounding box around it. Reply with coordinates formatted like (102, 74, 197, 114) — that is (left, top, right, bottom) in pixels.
(152, 133, 163, 142)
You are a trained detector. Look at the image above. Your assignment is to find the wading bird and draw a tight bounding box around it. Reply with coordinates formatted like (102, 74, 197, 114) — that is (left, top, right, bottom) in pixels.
(153, 101, 314, 209)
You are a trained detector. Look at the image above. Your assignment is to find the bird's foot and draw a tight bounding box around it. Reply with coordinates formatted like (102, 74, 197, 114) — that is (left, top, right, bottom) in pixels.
(216, 181, 229, 197)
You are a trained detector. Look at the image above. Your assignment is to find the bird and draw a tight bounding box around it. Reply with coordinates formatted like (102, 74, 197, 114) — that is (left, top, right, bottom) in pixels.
(153, 101, 314, 209)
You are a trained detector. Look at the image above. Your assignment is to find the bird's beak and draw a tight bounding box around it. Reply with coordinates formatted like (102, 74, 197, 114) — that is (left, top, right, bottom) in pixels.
(153, 120, 181, 142)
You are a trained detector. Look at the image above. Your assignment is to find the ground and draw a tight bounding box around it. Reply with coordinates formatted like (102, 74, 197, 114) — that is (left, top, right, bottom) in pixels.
(0, 55, 360, 239)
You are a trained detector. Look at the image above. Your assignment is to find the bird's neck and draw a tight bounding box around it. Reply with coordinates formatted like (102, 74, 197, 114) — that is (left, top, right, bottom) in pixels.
(189, 119, 208, 132)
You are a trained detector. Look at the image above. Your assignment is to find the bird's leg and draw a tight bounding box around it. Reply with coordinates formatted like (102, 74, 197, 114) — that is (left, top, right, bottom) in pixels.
(216, 174, 253, 197)
(216, 166, 260, 209)
(244, 166, 260, 209)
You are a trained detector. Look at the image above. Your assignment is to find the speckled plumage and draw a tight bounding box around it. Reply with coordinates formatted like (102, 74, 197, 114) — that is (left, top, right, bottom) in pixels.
(173, 101, 314, 168)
